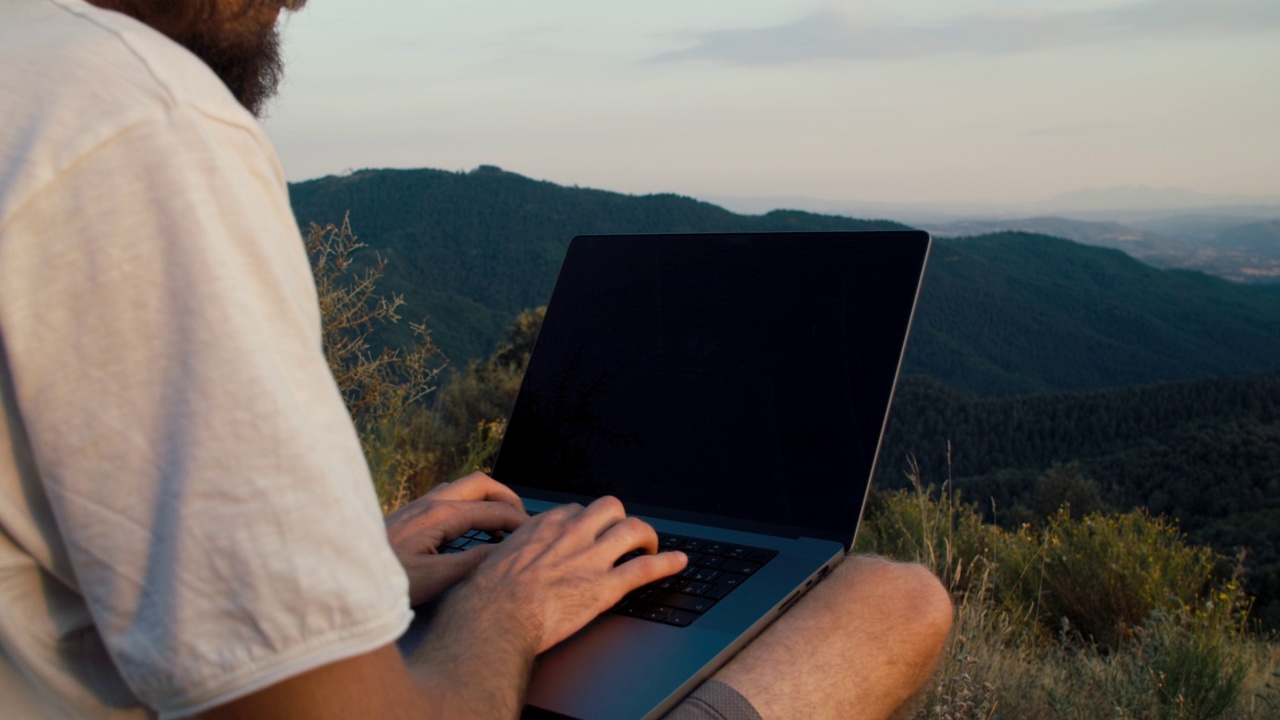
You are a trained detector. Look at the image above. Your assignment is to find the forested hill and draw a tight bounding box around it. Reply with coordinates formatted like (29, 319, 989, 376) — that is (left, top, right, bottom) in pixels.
(908, 233, 1280, 395)
(288, 166, 1280, 397)
(875, 371, 1280, 627)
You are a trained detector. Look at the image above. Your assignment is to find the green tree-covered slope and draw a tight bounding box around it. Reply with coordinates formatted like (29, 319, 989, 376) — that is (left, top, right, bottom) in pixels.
(876, 372, 1280, 627)
(289, 166, 905, 364)
(289, 166, 1280, 397)
(907, 233, 1280, 394)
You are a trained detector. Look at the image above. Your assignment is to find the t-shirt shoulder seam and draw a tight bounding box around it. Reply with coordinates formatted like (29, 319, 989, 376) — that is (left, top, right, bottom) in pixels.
(0, 115, 157, 237)
(51, 0, 185, 111)
(0, 102, 267, 237)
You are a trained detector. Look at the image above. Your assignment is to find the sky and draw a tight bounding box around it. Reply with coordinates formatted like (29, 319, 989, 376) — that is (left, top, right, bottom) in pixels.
(264, 0, 1280, 209)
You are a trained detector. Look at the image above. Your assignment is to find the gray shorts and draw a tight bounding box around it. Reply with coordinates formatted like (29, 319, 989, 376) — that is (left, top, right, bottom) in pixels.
(663, 680, 763, 720)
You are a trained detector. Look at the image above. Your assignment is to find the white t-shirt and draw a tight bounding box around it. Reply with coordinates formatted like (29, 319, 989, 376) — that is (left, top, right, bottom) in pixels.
(0, 1, 413, 716)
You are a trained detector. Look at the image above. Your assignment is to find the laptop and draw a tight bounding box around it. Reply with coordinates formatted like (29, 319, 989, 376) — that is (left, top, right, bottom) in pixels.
(409, 230, 930, 719)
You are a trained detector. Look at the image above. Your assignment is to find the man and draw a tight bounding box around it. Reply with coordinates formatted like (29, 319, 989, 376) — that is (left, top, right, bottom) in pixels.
(0, 1, 953, 717)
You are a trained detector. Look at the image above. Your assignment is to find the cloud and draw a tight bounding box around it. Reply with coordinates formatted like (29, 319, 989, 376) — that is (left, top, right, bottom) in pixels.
(652, 0, 1280, 65)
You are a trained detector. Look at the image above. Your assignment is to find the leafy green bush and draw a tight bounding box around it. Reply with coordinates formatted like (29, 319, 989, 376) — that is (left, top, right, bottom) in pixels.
(996, 510, 1217, 650)
(864, 472, 1271, 719)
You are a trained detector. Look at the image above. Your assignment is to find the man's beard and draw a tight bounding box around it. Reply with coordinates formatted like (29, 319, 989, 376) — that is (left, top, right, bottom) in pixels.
(177, 22, 285, 119)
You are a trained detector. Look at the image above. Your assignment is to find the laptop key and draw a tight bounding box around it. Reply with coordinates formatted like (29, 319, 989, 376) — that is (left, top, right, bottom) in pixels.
(663, 610, 699, 627)
(652, 592, 716, 614)
(691, 568, 722, 583)
(703, 573, 746, 601)
(644, 607, 672, 622)
(627, 586, 657, 602)
(680, 581, 711, 596)
(656, 577, 686, 592)
(718, 559, 762, 576)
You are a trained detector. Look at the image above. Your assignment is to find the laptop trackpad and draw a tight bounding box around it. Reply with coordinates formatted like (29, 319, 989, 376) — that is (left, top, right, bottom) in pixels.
(527, 613, 736, 720)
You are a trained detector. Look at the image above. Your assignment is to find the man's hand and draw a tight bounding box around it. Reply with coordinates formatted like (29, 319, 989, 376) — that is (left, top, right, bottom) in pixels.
(437, 495, 688, 654)
(385, 472, 528, 605)
(202, 492, 688, 720)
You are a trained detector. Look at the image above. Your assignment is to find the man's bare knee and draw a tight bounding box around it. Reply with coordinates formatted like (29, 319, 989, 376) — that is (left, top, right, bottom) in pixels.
(826, 555, 954, 638)
(713, 555, 953, 719)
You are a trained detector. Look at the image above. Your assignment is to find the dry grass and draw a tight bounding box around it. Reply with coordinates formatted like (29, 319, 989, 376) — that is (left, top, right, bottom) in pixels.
(859, 469, 1279, 720)
(912, 573, 1279, 719)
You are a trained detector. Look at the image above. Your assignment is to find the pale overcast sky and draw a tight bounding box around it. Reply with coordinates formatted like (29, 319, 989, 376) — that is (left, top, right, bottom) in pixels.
(263, 0, 1280, 206)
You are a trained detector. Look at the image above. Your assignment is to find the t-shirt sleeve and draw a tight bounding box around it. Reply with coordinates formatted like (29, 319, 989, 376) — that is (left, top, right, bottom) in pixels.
(0, 104, 412, 716)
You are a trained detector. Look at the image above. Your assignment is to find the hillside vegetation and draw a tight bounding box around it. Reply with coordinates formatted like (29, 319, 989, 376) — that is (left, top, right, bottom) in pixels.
(878, 373, 1280, 630)
(306, 210, 1280, 716)
(860, 480, 1279, 719)
(289, 166, 904, 364)
(289, 166, 1280, 398)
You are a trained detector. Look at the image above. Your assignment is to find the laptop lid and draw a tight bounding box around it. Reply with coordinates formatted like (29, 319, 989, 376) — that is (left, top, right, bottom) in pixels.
(492, 231, 930, 551)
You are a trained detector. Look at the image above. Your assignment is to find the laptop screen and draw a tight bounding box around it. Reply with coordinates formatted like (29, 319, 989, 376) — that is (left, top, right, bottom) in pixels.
(493, 231, 930, 549)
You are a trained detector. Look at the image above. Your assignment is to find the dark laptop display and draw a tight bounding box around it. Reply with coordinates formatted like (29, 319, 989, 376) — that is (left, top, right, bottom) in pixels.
(493, 231, 930, 551)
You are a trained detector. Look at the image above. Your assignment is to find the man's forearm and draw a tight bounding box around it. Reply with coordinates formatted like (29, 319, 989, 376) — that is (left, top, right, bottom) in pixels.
(406, 594, 540, 718)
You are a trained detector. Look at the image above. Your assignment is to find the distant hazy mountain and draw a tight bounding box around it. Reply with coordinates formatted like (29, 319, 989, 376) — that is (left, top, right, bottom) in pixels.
(1212, 220, 1280, 253)
(706, 186, 1280, 226)
(918, 216, 1280, 283)
(288, 167, 1280, 397)
(1131, 213, 1276, 241)
(1040, 186, 1280, 214)
(917, 216, 1189, 255)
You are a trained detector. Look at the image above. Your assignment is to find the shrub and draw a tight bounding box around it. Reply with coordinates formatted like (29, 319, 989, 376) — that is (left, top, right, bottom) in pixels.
(857, 461, 995, 595)
(864, 467, 1270, 718)
(1144, 614, 1251, 719)
(306, 216, 445, 510)
(995, 510, 1218, 650)
(384, 307, 543, 499)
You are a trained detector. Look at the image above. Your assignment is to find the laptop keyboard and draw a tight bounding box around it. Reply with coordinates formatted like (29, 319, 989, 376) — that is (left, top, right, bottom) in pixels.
(441, 525, 777, 629)
(610, 533, 777, 627)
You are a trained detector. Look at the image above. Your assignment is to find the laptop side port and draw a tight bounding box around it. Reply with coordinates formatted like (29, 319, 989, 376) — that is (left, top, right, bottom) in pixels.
(782, 563, 836, 614)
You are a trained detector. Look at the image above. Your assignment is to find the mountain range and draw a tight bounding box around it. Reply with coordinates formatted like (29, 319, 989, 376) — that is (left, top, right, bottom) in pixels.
(288, 166, 1280, 398)
(916, 216, 1280, 283)
(287, 166, 1280, 626)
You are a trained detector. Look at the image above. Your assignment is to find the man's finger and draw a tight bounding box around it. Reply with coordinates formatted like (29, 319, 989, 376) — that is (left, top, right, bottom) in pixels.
(389, 500, 527, 555)
(561, 495, 627, 542)
(595, 516, 660, 558)
(405, 545, 498, 606)
(434, 501, 528, 540)
(611, 551, 688, 594)
(429, 472, 524, 512)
